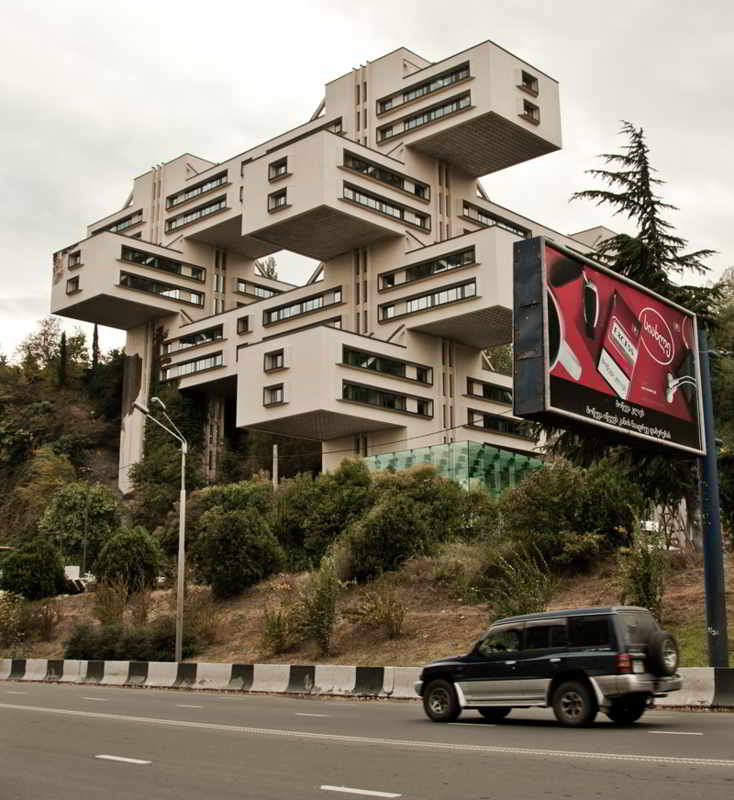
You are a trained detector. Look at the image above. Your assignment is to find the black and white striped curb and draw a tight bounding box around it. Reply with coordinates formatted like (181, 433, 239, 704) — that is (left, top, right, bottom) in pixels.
(1, 659, 732, 706)
(0, 659, 419, 697)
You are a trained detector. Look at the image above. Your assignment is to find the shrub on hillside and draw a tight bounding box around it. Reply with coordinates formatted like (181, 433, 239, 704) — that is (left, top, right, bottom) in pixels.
(193, 507, 283, 599)
(0, 538, 66, 600)
(488, 545, 554, 619)
(0, 591, 24, 647)
(618, 527, 666, 620)
(295, 556, 343, 656)
(38, 481, 122, 568)
(94, 526, 162, 591)
(343, 586, 406, 640)
(272, 473, 323, 568)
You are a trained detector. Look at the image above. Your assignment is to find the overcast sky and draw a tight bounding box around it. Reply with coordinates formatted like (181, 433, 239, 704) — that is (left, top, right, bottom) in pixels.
(2, 0, 732, 358)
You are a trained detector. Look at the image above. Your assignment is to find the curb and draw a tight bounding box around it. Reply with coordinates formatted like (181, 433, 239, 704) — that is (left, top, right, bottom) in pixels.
(1, 659, 732, 707)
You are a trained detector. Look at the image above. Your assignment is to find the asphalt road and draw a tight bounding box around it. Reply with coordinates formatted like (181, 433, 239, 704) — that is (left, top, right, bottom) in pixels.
(2, 682, 734, 799)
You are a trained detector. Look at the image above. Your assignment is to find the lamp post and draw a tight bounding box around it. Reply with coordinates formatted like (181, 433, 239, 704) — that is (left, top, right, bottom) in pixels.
(133, 398, 188, 663)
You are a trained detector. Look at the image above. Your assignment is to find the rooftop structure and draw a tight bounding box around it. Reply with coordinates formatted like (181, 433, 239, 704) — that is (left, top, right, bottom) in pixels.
(51, 39, 599, 493)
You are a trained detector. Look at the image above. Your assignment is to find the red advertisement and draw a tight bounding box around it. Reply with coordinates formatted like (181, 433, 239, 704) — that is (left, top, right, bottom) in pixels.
(543, 243, 703, 453)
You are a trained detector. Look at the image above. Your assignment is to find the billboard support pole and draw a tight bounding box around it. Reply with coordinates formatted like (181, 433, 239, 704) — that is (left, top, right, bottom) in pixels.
(698, 327, 729, 667)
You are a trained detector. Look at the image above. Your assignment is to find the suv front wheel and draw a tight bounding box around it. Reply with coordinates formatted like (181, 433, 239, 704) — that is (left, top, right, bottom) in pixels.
(552, 680, 598, 727)
(423, 679, 461, 722)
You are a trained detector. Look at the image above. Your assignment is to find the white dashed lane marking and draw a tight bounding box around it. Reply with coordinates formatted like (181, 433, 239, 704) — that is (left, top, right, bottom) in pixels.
(296, 713, 331, 718)
(321, 786, 401, 798)
(6, 691, 28, 695)
(176, 704, 203, 709)
(82, 697, 108, 702)
(648, 730, 704, 736)
(95, 755, 152, 765)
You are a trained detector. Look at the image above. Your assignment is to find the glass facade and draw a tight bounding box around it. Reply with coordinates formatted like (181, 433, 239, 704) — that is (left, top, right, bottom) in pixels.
(364, 440, 544, 496)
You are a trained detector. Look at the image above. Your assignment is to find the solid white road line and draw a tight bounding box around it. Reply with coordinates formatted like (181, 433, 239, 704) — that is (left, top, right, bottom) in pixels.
(6, 691, 28, 695)
(296, 713, 331, 718)
(176, 704, 203, 709)
(321, 786, 401, 798)
(96, 755, 152, 765)
(2, 704, 731, 769)
(82, 697, 108, 702)
(648, 730, 704, 736)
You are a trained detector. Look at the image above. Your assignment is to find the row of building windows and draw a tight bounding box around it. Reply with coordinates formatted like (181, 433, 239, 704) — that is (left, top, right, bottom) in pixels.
(95, 210, 143, 235)
(468, 409, 533, 438)
(380, 279, 476, 320)
(342, 346, 432, 384)
(343, 184, 429, 230)
(236, 279, 283, 299)
(163, 325, 223, 355)
(264, 287, 342, 325)
(162, 351, 223, 381)
(342, 381, 432, 417)
(380, 247, 475, 290)
(377, 63, 470, 114)
(343, 152, 430, 200)
(121, 245, 205, 282)
(165, 196, 227, 232)
(378, 93, 471, 142)
(467, 379, 512, 404)
(119, 271, 204, 306)
(167, 171, 228, 209)
(462, 202, 531, 239)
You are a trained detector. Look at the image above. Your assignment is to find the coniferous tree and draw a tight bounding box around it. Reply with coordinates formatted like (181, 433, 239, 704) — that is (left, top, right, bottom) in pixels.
(544, 122, 720, 549)
(92, 324, 100, 370)
(58, 331, 67, 387)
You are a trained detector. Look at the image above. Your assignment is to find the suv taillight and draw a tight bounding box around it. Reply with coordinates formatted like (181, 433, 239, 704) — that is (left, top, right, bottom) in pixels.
(616, 653, 633, 674)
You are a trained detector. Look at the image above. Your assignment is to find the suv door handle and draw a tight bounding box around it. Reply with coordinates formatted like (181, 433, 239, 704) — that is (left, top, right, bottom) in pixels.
(505, 660, 517, 666)
(550, 658, 562, 663)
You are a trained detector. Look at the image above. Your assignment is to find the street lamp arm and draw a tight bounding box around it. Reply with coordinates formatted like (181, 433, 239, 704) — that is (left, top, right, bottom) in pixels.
(159, 410, 188, 448)
(140, 409, 185, 446)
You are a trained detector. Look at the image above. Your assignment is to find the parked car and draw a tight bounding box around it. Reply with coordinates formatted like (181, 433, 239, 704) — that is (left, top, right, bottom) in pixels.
(415, 606, 681, 727)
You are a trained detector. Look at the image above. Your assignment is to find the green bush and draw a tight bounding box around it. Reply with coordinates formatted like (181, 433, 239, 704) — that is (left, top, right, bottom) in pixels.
(0, 591, 24, 647)
(488, 545, 554, 620)
(94, 526, 162, 590)
(295, 557, 343, 656)
(0, 538, 65, 600)
(346, 494, 432, 582)
(344, 586, 406, 640)
(38, 482, 121, 568)
(193, 507, 283, 599)
(260, 605, 294, 655)
(618, 528, 666, 620)
(272, 473, 323, 568)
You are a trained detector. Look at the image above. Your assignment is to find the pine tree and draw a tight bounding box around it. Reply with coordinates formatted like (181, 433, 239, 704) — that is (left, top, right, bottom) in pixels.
(92, 324, 100, 370)
(545, 122, 720, 549)
(57, 331, 67, 387)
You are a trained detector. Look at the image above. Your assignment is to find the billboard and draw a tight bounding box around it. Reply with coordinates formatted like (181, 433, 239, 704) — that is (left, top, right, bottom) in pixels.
(513, 237, 705, 455)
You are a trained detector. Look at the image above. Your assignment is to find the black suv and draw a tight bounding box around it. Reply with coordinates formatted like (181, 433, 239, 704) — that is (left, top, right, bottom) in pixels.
(415, 606, 681, 727)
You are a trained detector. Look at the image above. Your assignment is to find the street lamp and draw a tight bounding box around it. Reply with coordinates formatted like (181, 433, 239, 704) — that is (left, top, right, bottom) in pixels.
(132, 398, 188, 662)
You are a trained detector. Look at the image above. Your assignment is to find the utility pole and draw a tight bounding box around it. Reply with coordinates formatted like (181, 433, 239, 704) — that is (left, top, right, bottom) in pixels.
(272, 444, 279, 489)
(698, 328, 730, 667)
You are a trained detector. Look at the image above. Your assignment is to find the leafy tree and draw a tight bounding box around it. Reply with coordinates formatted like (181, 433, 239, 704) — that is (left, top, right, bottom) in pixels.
(545, 122, 720, 549)
(15, 317, 62, 374)
(0, 538, 66, 600)
(193, 507, 283, 598)
(484, 343, 513, 376)
(95, 526, 162, 589)
(254, 256, 278, 279)
(38, 482, 122, 569)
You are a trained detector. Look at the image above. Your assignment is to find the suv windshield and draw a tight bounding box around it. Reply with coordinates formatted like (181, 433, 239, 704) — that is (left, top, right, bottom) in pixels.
(618, 610, 659, 647)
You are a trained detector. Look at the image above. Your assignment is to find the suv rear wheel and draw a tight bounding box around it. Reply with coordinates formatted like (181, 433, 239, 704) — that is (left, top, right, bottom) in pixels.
(423, 679, 461, 722)
(606, 695, 647, 725)
(478, 707, 511, 722)
(552, 680, 598, 727)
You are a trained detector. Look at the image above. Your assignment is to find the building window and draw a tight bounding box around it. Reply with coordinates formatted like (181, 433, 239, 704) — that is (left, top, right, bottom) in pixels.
(237, 316, 249, 334)
(379, 280, 476, 320)
(468, 379, 512, 404)
(163, 325, 223, 354)
(167, 171, 228, 208)
(521, 99, 540, 124)
(121, 245, 205, 281)
(119, 271, 204, 306)
(264, 384, 285, 406)
(380, 247, 475, 290)
(343, 346, 432, 384)
(68, 251, 82, 268)
(94, 210, 143, 235)
(165, 196, 227, 232)
(327, 118, 343, 134)
(342, 381, 432, 417)
(377, 63, 470, 113)
(236, 279, 282, 299)
(264, 349, 285, 371)
(343, 152, 430, 200)
(519, 71, 539, 96)
(377, 93, 470, 141)
(268, 189, 288, 211)
(461, 202, 531, 239)
(264, 287, 342, 324)
(268, 158, 288, 181)
(162, 351, 223, 381)
(343, 183, 429, 230)
(66, 276, 80, 294)
(468, 409, 533, 438)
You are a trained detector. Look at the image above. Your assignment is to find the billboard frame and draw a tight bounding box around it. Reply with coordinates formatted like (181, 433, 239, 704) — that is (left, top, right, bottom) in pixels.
(513, 236, 706, 456)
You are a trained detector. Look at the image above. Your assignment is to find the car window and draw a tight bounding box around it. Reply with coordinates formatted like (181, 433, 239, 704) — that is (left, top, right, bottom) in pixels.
(567, 615, 612, 649)
(477, 627, 521, 656)
(525, 620, 567, 650)
(618, 611, 659, 646)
